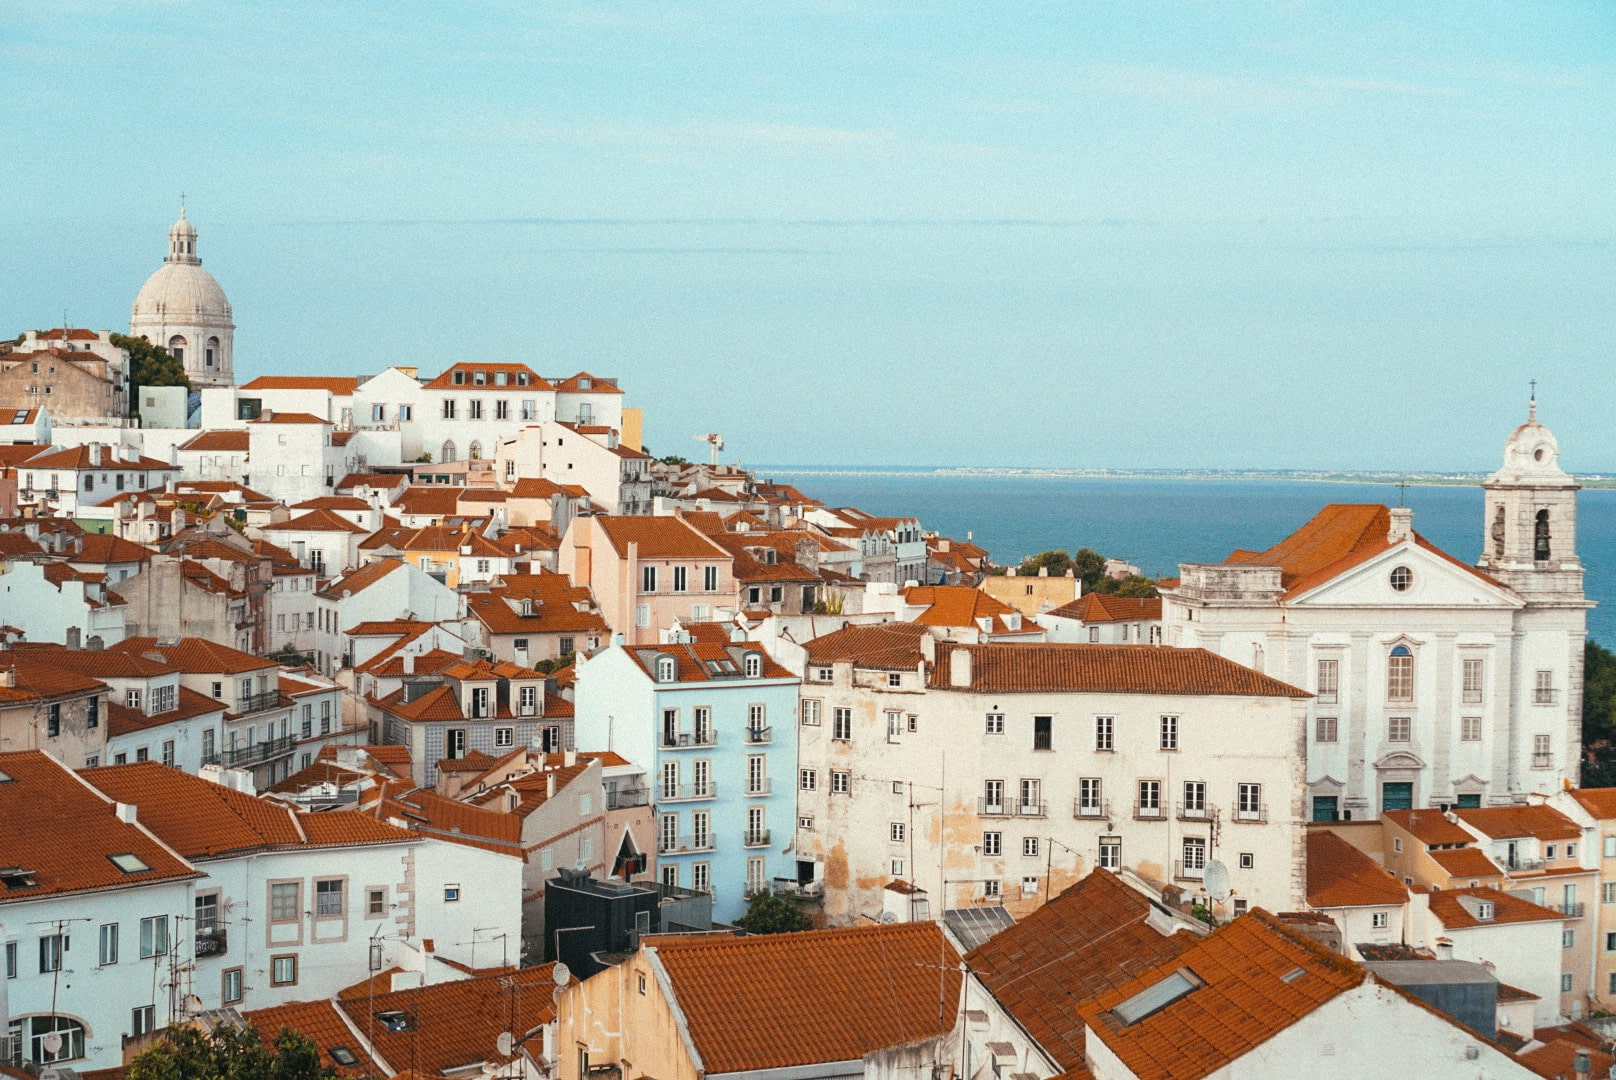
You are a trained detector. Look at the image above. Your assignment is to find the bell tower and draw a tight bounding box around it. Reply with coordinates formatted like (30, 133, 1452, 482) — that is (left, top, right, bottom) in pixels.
(1477, 396, 1583, 601)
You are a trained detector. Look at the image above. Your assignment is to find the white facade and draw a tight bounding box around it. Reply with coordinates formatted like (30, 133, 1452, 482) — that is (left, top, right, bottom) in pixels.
(129, 209, 234, 388)
(0, 559, 127, 647)
(493, 421, 652, 515)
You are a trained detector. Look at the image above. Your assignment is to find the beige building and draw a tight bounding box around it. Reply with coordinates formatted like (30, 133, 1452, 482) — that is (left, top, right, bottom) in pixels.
(0, 337, 126, 423)
(559, 514, 736, 644)
(979, 565, 1081, 615)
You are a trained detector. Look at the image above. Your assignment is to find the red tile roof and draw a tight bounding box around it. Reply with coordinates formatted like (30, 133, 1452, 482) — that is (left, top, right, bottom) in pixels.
(931, 643, 1309, 698)
(343, 963, 559, 1074)
(250, 411, 329, 425)
(242, 1000, 381, 1076)
(1427, 886, 1567, 929)
(1570, 788, 1616, 820)
(1078, 910, 1364, 1080)
(179, 429, 250, 452)
(72, 532, 154, 564)
(1382, 808, 1475, 845)
(112, 636, 273, 675)
(1454, 804, 1581, 842)
(239, 375, 360, 393)
(652, 922, 961, 1074)
(1306, 831, 1410, 908)
(551, 371, 622, 393)
(594, 515, 731, 559)
(318, 558, 406, 599)
(1046, 593, 1163, 623)
(0, 751, 200, 901)
(620, 641, 795, 683)
(260, 507, 370, 534)
(423, 363, 553, 390)
(466, 573, 609, 636)
(1429, 847, 1502, 878)
(903, 585, 1034, 633)
(0, 654, 108, 704)
(967, 870, 1200, 1071)
(802, 622, 929, 670)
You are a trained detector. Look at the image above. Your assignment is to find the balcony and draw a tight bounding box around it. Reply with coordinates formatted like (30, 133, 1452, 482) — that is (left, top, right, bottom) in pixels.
(1532, 753, 1554, 769)
(1504, 857, 1546, 873)
(1231, 804, 1267, 824)
(222, 735, 297, 768)
(234, 689, 283, 715)
(743, 829, 771, 848)
(745, 726, 772, 745)
(1534, 689, 1561, 706)
(1074, 797, 1111, 820)
(659, 730, 719, 750)
(1554, 902, 1586, 918)
(658, 783, 717, 803)
(1177, 802, 1216, 822)
(1015, 801, 1047, 819)
(657, 834, 715, 854)
(743, 882, 770, 898)
(195, 927, 228, 958)
(771, 878, 825, 902)
(745, 779, 772, 796)
(977, 799, 1007, 816)
(606, 786, 649, 810)
(1175, 860, 1207, 882)
(1133, 801, 1165, 821)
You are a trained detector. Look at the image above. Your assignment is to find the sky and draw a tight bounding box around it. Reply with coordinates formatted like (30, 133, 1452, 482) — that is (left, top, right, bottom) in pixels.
(5, 1, 1614, 470)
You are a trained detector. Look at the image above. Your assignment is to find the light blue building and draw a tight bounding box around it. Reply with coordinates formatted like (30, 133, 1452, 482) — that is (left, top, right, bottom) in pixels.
(573, 635, 800, 923)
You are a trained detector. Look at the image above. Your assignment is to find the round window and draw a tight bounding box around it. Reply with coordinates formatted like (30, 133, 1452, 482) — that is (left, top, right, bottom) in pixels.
(1390, 566, 1413, 592)
(1533, 447, 1546, 462)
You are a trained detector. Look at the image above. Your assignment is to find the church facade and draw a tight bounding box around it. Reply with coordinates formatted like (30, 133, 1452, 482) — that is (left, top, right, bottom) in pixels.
(130, 207, 235, 387)
(1161, 406, 1590, 819)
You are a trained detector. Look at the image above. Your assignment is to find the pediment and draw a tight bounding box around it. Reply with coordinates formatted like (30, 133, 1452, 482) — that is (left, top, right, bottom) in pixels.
(1374, 751, 1427, 770)
(1290, 542, 1521, 610)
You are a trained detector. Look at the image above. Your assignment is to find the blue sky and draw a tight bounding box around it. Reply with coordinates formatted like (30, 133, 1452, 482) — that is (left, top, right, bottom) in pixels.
(5, 1, 1614, 470)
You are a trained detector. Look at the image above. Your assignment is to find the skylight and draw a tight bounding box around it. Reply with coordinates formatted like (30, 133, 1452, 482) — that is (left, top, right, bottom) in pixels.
(1280, 966, 1307, 984)
(0, 769, 12, 783)
(0, 867, 38, 889)
(109, 852, 151, 873)
(329, 1046, 359, 1066)
(1114, 969, 1203, 1025)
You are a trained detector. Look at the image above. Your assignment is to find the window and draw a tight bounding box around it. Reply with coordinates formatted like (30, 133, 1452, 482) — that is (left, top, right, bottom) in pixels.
(1461, 715, 1482, 742)
(1182, 780, 1206, 816)
(890, 822, 906, 843)
(982, 879, 1001, 899)
(799, 815, 814, 830)
(1371, 912, 1389, 930)
(1095, 715, 1114, 751)
(1567, 843, 1578, 860)
(1181, 837, 1207, 877)
(1564, 929, 1576, 949)
(28, 1017, 85, 1063)
(99, 923, 118, 966)
(1078, 777, 1103, 816)
(4, 940, 13, 979)
(222, 966, 245, 1004)
(1534, 733, 1552, 768)
(132, 1005, 157, 1038)
(814, 667, 833, 682)
(673, 565, 688, 592)
(1387, 716, 1411, 743)
(888, 672, 902, 688)
(1019, 778, 1041, 814)
(315, 879, 343, 917)
(984, 779, 1004, 814)
(801, 699, 821, 726)
(1462, 658, 1485, 703)
(368, 888, 386, 916)
(47, 704, 60, 738)
(1033, 715, 1053, 751)
(1387, 645, 1413, 701)
(800, 769, 817, 791)
(1137, 779, 1161, 816)
(704, 565, 718, 591)
(1022, 836, 1039, 857)
(1159, 715, 1178, 751)
(642, 566, 657, 592)
(270, 882, 300, 922)
(1316, 658, 1339, 703)
(126, 688, 143, 710)
(494, 726, 515, 748)
(892, 859, 906, 876)
(1546, 843, 1558, 861)
(139, 916, 169, 958)
(1381, 782, 1414, 812)
(1535, 670, 1556, 705)
(982, 832, 1002, 856)
(444, 884, 461, 902)
(1236, 783, 1263, 822)
(38, 934, 64, 973)
(1239, 852, 1255, 870)
(162, 740, 175, 767)
(831, 770, 850, 794)
(1562, 973, 1575, 993)
(1315, 715, 1338, 743)
(1099, 837, 1121, 870)
(832, 708, 852, 741)
(271, 955, 298, 986)
(1022, 875, 1040, 896)
(1389, 565, 1413, 591)
(692, 862, 710, 894)
(1537, 510, 1553, 561)
(1088, 627, 1099, 643)
(985, 712, 1004, 735)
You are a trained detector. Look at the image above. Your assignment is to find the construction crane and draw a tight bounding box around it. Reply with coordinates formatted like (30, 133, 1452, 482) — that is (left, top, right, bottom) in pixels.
(691, 432, 724, 466)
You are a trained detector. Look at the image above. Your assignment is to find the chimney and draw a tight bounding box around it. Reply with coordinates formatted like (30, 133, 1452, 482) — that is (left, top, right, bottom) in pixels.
(402, 653, 414, 675)
(1388, 506, 1414, 544)
(90, 443, 102, 467)
(949, 647, 973, 688)
(564, 749, 577, 767)
(115, 802, 137, 824)
(1435, 938, 1454, 961)
(0, 667, 12, 689)
(546, 772, 556, 798)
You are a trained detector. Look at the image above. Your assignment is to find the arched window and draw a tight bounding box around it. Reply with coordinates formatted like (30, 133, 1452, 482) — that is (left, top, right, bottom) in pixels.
(1491, 504, 1506, 557)
(1387, 644, 1413, 702)
(468, 441, 482, 460)
(206, 336, 220, 367)
(440, 441, 457, 463)
(1535, 509, 1551, 562)
(22, 1015, 86, 1063)
(656, 655, 676, 682)
(167, 335, 187, 364)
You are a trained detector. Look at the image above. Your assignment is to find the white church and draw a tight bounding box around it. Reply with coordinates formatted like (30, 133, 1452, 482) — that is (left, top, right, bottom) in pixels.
(1161, 404, 1591, 818)
(130, 206, 235, 388)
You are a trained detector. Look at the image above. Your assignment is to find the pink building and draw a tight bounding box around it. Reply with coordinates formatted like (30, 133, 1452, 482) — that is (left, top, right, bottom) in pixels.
(559, 515, 735, 644)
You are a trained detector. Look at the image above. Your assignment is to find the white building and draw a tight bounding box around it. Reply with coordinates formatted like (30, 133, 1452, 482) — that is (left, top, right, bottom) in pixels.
(130, 208, 234, 388)
(492, 420, 652, 515)
(1160, 407, 1590, 820)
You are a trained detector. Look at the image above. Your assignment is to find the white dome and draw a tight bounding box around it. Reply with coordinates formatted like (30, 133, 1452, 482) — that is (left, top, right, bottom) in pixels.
(1489, 401, 1570, 485)
(132, 261, 233, 323)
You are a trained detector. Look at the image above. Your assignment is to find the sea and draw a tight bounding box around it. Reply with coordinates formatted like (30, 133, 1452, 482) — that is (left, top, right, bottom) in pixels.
(752, 468, 1616, 647)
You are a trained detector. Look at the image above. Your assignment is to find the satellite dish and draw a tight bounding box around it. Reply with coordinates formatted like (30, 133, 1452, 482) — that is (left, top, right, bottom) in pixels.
(553, 962, 571, 986)
(496, 1032, 513, 1057)
(183, 993, 204, 1017)
(1203, 860, 1232, 903)
(41, 1032, 62, 1055)
(880, 911, 899, 924)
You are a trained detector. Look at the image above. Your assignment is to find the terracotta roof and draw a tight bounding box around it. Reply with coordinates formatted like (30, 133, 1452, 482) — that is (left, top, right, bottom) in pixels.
(465, 573, 608, 636)
(239, 375, 360, 394)
(260, 507, 369, 534)
(620, 641, 795, 683)
(1570, 788, 1616, 820)
(179, 429, 250, 452)
(112, 636, 273, 675)
(594, 515, 731, 559)
(0, 654, 108, 704)
(803, 622, 929, 670)
(22, 445, 174, 471)
(1427, 886, 1567, 929)
(1382, 808, 1475, 845)
(966, 870, 1199, 1071)
(72, 532, 153, 564)
(32, 327, 99, 341)
(250, 411, 329, 425)
(1518, 1024, 1616, 1080)
(378, 788, 524, 855)
(0, 751, 200, 901)
(422, 363, 553, 390)
(436, 750, 497, 774)
(1046, 593, 1162, 623)
(0, 534, 46, 558)
(1306, 831, 1410, 908)
(931, 643, 1310, 698)
(1429, 847, 1502, 878)
(652, 922, 960, 1074)
(318, 558, 405, 599)
(1078, 910, 1364, 1080)
(904, 585, 1034, 633)
(342, 963, 558, 1074)
(292, 496, 372, 511)
(242, 1000, 381, 1076)
(708, 533, 819, 583)
(1454, 804, 1581, 842)
(551, 371, 622, 393)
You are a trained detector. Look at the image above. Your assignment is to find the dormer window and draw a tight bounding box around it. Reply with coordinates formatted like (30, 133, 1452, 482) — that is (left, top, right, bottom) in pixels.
(517, 372, 529, 386)
(744, 653, 762, 678)
(473, 370, 487, 385)
(452, 370, 466, 385)
(579, 376, 592, 389)
(1477, 901, 1494, 921)
(656, 655, 677, 683)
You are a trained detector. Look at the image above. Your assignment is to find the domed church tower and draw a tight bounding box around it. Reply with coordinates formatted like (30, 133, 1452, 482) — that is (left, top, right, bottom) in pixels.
(130, 206, 235, 388)
(1478, 395, 1585, 602)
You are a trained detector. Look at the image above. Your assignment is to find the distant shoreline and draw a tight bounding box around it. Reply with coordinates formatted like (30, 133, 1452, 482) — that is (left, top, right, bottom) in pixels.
(750, 466, 1616, 489)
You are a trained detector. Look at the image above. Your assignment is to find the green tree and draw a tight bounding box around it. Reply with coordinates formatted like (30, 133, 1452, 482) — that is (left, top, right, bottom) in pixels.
(110, 333, 190, 418)
(127, 1024, 337, 1080)
(1101, 574, 1160, 599)
(1016, 549, 1072, 577)
(658, 454, 689, 465)
(1582, 641, 1616, 787)
(735, 891, 813, 934)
